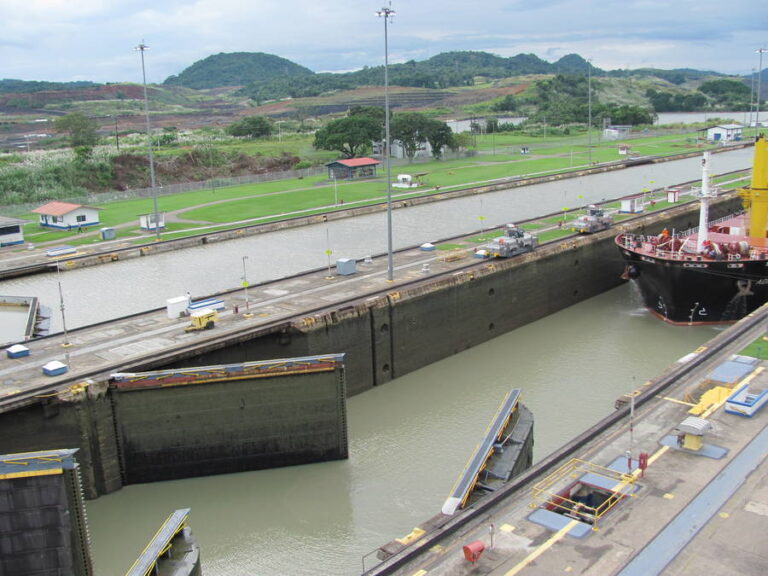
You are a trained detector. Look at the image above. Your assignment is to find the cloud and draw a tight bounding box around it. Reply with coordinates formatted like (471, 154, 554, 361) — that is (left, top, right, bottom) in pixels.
(0, 0, 765, 82)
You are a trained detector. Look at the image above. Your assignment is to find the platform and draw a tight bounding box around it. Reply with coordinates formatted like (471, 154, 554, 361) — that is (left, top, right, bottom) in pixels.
(364, 312, 768, 576)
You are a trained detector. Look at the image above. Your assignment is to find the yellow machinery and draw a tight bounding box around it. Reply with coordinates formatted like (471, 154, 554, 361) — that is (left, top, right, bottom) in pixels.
(185, 308, 218, 332)
(742, 136, 768, 238)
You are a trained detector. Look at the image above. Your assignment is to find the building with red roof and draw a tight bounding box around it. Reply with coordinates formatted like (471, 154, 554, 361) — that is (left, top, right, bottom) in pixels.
(32, 201, 102, 230)
(325, 157, 380, 180)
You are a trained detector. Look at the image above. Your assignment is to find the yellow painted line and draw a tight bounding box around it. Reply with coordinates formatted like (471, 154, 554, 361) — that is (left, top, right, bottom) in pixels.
(504, 519, 579, 576)
(663, 493, 675, 499)
(0, 468, 62, 480)
(646, 445, 670, 467)
(656, 395, 696, 407)
(411, 570, 427, 576)
(500, 524, 515, 533)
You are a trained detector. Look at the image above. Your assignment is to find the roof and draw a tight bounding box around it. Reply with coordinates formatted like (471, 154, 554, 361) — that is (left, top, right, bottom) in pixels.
(326, 157, 380, 168)
(32, 201, 101, 216)
(0, 215, 27, 226)
(701, 124, 743, 131)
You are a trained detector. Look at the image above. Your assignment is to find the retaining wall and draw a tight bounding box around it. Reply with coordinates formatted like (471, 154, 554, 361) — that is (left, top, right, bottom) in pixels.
(0, 363, 348, 498)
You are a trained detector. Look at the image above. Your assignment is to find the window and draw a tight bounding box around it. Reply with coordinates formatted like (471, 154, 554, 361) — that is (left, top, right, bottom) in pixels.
(76, 214, 86, 223)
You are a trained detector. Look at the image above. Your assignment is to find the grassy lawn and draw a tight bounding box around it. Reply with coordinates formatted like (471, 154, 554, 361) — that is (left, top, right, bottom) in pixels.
(739, 336, 768, 360)
(13, 131, 741, 244)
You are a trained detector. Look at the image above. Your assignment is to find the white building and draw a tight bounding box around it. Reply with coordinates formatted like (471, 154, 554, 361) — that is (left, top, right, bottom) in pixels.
(704, 124, 743, 142)
(0, 216, 26, 246)
(32, 201, 101, 230)
(139, 212, 166, 231)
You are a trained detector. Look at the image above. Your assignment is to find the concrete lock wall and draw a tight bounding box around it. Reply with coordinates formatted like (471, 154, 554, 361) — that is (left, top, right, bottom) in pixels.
(112, 370, 348, 484)
(154, 196, 741, 396)
(0, 394, 121, 499)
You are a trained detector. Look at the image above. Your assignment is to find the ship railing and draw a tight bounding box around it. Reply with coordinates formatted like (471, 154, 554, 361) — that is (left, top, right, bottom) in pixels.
(677, 211, 746, 238)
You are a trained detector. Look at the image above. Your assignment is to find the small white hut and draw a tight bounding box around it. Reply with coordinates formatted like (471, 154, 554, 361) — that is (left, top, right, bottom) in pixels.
(0, 216, 26, 246)
(32, 201, 101, 230)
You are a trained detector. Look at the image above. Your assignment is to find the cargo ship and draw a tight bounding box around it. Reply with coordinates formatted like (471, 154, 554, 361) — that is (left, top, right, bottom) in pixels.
(615, 136, 768, 325)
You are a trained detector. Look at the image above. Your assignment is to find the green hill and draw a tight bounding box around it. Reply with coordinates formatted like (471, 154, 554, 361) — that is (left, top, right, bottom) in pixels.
(163, 52, 314, 89)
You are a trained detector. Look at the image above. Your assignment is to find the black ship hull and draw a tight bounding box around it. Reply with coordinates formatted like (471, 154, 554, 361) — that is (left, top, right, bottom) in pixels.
(619, 249, 768, 324)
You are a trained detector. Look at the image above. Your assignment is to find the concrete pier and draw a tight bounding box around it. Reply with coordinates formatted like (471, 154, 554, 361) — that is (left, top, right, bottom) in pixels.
(362, 305, 768, 576)
(0, 449, 93, 576)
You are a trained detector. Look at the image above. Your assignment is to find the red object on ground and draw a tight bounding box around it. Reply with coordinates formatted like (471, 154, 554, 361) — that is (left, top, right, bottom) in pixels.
(463, 540, 485, 563)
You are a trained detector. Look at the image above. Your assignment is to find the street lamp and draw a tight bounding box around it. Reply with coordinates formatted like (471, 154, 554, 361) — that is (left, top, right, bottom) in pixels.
(756, 48, 767, 134)
(136, 41, 160, 240)
(56, 262, 71, 357)
(241, 256, 252, 316)
(376, 4, 395, 281)
(587, 59, 593, 165)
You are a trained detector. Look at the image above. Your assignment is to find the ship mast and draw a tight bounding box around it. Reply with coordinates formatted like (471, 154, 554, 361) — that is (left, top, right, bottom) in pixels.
(696, 152, 715, 252)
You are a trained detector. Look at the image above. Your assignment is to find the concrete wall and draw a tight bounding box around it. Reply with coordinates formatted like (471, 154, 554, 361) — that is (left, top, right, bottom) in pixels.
(0, 365, 348, 496)
(0, 468, 93, 575)
(111, 369, 348, 484)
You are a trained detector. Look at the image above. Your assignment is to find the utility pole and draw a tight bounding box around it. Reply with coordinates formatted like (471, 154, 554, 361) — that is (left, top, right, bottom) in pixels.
(376, 4, 396, 281)
(587, 59, 593, 165)
(136, 40, 161, 240)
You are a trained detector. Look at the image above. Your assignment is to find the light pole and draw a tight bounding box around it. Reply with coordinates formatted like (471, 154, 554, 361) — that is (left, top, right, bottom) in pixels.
(757, 48, 767, 134)
(749, 68, 756, 129)
(56, 262, 72, 362)
(136, 41, 160, 240)
(587, 59, 593, 165)
(377, 4, 395, 281)
(241, 256, 252, 316)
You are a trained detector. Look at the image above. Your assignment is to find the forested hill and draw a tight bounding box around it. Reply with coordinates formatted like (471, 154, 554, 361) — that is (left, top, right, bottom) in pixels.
(236, 51, 597, 101)
(163, 52, 314, 89)
(225, 50, 726, 103)
(0, 79, 98, 94)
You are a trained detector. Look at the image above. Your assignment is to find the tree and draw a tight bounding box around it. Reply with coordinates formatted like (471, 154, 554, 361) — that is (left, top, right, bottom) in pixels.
(54, 112, 99, 148)
(313, 115, 381, 158)
(493, 94, 517, 112)
(391, 113, 428, 161)
(423, 120, 454, 159)
(390, 113, 453, 161)
(603, 104, 655, 126)
(226, 116, 273, 139)
(348, 105, 385, 125)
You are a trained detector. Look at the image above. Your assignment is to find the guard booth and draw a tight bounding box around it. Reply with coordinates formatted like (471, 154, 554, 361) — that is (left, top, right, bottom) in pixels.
(675, 416, 712, 451)
(139, 212, 166, 231)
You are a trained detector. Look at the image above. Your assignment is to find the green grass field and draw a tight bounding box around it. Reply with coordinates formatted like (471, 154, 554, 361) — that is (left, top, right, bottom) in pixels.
(16, 131, 739, 246)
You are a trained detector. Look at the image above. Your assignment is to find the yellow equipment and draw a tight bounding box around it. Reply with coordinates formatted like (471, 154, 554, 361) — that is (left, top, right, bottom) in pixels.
(185, 308, 218, 332)
(742, 135, 768, 238)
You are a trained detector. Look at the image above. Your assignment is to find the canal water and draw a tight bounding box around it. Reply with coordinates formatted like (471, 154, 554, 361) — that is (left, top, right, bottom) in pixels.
(0, 147, 752, 334)
(85, 283, 718, 576)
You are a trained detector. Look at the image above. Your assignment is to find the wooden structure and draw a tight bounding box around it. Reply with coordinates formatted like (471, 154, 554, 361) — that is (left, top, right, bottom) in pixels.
(326, 158, 380, 180)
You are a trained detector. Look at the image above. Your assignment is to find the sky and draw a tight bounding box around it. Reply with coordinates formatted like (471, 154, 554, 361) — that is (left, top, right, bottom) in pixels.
(2, 0, 767, 85)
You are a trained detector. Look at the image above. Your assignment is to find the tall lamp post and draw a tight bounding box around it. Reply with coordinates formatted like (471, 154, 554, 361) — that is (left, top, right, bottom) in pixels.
(757, 48, 767, 135)
(241, 256, 252, 316)
(587, 59, 593, 165)
(136, 41, 160, 240)
(377, 4, 395, 281)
